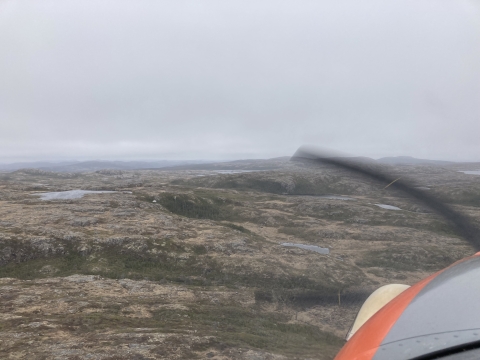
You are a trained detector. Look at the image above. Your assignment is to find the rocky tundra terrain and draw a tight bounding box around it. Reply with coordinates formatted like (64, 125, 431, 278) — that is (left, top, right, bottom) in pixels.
(0, 158, 480, 359)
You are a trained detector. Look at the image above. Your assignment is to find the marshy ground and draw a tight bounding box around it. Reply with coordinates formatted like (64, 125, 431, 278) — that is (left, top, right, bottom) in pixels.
(1, 158, 479, 359)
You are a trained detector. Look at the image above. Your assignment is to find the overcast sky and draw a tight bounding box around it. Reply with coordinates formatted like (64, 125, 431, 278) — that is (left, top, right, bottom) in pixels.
(1, 0, 479, 163)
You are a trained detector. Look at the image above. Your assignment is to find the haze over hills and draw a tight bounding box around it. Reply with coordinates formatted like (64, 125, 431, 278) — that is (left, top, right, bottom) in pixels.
(0, 156, 473, 174)
(376, 156, 455, 165)
(149, 156, 461, 172)
(156, 156, 292, 171)
(0, 161, 81, 171)
(0, 160, 213, 172)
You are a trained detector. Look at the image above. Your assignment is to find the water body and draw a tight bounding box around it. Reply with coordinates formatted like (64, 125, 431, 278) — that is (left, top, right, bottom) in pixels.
(33, 190, 116, 200)
(375, 204, 401, 210)
(459, 170, 480, 176)
(281, 242, 330, 255)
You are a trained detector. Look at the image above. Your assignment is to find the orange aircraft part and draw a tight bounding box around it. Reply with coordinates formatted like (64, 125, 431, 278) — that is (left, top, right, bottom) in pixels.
(334, 273, 437, 360)
(335, 253, 480, 360)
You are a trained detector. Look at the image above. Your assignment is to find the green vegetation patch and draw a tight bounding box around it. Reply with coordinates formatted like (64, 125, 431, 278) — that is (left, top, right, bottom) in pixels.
(278, 226, 325, 244)
(173, 173, 361, 196)
(0, 301, 343, 359)
(356, 245, 463, 272)
(0, 240, 340, 293)
(212, 177, 286, 194)
(437, 186, 480, 207)
(254, 287, 370, 307)
(222, 222, 250, 233)
(185, 305, 343, 358)
(157, 192, 240, 221)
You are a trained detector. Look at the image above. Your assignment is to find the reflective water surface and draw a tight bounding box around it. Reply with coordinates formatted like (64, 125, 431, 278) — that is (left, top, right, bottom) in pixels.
(33, 190, 116, 200)
(459, 170, 480, 175)
(281, 242, 330, 254)
(375, 204, 401, 210)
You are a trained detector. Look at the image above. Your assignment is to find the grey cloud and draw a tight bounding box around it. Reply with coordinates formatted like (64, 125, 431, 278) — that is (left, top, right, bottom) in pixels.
(0, 0, 479, 162)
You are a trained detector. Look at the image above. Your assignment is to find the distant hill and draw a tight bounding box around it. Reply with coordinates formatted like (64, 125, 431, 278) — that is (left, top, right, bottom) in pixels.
(377, 156, 454, 165)
(156, 157, 291, 171)
(0, 155, 457, 173)
(0, 161, 80, 171)
(0, 160, 212, 173)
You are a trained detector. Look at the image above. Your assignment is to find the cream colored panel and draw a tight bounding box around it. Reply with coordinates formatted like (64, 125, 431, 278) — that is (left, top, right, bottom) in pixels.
(346, 284, 410, 341)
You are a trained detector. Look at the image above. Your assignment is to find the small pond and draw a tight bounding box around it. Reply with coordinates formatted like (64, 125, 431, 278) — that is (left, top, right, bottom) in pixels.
(375, 204, 401, 210)
(281, 243, 329, 255)
(33, 190, 116, 200)
(459, 170, 480, 176)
